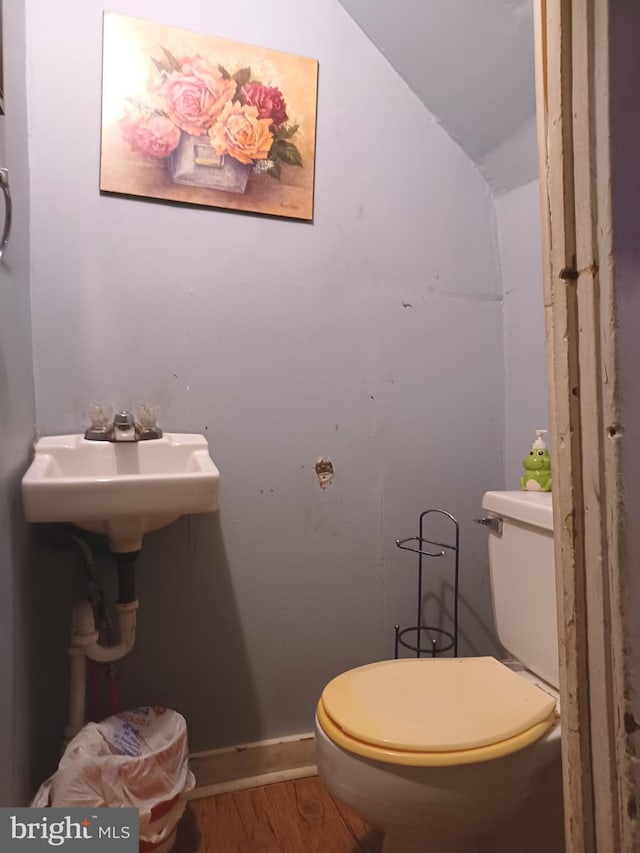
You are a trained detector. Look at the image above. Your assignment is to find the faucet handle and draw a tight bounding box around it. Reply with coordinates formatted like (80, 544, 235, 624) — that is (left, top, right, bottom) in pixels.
(136, 403, 159, 430)
(136, 404, 163, 439)
(88, 402, 113, 429)
(85, 402, 114, 440)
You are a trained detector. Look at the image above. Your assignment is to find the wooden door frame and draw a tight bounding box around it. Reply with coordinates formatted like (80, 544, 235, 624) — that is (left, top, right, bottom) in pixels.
(534, 1, 636, 850)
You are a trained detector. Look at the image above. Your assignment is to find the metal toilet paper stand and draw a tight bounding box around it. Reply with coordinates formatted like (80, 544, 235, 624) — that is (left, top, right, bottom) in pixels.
(394, 509, 460, 658)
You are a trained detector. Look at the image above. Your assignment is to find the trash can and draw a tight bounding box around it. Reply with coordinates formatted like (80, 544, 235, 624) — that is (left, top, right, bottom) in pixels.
(32, 707, 195, 852)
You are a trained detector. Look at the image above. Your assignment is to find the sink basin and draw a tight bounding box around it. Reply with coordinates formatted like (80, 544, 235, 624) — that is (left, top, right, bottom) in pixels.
(22, 433, 220, 552)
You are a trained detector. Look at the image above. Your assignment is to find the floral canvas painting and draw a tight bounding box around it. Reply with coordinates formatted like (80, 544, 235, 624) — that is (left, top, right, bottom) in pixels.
(100, 14, 318, 220)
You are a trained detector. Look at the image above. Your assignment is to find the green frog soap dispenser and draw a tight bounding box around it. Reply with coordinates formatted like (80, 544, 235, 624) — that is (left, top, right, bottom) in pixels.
(521, 429, 552, 492)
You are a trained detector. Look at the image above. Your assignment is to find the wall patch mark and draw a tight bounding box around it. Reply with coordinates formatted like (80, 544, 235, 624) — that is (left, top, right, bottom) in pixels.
(315, 459, 334, 489)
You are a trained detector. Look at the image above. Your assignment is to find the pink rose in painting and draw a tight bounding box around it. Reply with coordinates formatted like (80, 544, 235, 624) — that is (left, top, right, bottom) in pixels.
(119, 111, 143, 147)
(161, 56, 236, 136)
(120, 113, 180, 158)
(241, 84, 288, 130)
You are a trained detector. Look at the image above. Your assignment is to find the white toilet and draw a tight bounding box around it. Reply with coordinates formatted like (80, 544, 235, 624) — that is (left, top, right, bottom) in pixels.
(315, 491, 560, 853)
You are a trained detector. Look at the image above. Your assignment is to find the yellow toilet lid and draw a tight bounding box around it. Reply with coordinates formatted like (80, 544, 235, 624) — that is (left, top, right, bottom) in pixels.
(318, 657, 557, 767)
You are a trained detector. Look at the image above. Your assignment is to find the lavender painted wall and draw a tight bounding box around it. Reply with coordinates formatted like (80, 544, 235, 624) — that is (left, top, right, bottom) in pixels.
(0, 2, 37, 805)
(24, 0, 505, 754)
(495, 180, 547, 487)
(338, 0, 548, 483)
(338, 0, 538, 193)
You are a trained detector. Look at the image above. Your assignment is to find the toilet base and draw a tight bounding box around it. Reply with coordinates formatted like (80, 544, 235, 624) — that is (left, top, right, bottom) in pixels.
(315, 711, 561, 853)
(382, 831, 476, 853)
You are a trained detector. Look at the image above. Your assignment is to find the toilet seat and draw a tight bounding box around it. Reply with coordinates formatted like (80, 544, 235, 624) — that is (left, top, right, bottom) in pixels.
(317, 656, 558, 767)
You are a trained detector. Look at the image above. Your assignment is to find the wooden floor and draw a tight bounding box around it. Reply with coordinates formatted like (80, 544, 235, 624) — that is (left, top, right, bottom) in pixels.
(174, 776, 383, 853)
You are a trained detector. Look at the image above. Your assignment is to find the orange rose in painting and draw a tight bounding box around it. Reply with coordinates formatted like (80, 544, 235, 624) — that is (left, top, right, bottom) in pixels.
(208, 102, 274, 164)
(161, 56, 236, 136)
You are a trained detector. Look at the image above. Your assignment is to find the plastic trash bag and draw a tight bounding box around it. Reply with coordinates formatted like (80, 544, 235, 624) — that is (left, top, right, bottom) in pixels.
(32, 708, 195, 848)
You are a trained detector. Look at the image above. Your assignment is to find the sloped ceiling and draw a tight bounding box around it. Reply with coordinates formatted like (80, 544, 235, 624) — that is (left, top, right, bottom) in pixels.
(339, 0, 538, 194)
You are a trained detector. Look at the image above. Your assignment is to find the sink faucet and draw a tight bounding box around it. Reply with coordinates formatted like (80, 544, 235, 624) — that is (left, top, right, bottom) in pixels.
(84, 405, 163, 442)
(113, 410, 137, 442)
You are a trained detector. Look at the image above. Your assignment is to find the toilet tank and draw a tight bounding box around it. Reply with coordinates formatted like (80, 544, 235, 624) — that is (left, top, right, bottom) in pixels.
(482, 491, 559, 688)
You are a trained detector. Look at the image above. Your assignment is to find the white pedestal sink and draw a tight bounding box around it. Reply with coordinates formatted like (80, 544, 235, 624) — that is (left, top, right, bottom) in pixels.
(22, 433, 220, 552)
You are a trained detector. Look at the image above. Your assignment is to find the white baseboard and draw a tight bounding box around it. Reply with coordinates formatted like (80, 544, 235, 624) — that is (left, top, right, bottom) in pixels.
(188, 732, 317, 800)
